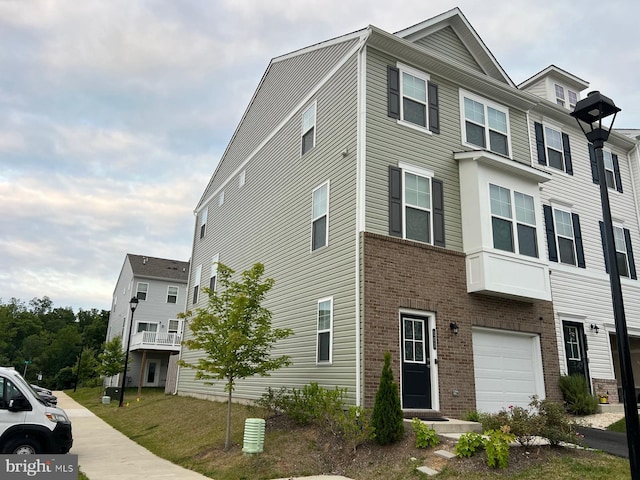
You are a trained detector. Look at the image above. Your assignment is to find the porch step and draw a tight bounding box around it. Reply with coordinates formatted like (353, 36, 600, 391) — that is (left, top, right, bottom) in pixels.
(404, 417, 482, 434)
(597, 403, 625, 413)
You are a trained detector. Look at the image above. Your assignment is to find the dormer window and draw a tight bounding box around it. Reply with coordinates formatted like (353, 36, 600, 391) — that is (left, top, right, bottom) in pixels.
(555, 84, 565, 107)
(555, 84, 578, 110)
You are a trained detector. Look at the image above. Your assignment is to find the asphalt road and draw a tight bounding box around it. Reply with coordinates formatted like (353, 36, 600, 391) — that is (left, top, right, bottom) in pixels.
(577, 427, 629, 458)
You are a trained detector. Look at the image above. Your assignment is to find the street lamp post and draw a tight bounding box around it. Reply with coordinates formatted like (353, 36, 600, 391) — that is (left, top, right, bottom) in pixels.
(571, 91, 640, 478)
(119, 297, 139, 407)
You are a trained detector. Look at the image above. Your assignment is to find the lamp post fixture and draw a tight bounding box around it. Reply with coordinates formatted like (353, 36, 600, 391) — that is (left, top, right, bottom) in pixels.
(571, 91, 640, 478)
(119, 297, 139, 407)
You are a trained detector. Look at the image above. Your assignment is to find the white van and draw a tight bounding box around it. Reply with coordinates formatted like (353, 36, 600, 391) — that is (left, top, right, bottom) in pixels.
(0, 366, 73, 454)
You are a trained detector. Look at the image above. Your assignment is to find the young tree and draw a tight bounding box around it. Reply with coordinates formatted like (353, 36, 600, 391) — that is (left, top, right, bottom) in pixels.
(179, 262, 293, 449)
(371, 351, 405, 445)
(97, 336, 126, 385)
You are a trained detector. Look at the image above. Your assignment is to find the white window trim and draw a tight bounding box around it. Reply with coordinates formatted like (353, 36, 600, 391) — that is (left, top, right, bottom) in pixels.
(542, 123, 567, 172)
(460, 89, 512, 158)
(200, 207, 208, 239)
(399, 162, 434, 244)
(210, 253, 219, 291)
(301, 101, 317, 156)
(396, 62, 432, 134)
(552, 206, 578, 266)
(136, 282, 149, 301)
(602, 149, 619, 191)
(311, 181, 330, 251)
(613, 224, 630, 276)
(238, 170, 246, 188)
(316, 296, 333, 364)
(166, 285, 178, 303)
(193, 264, 202, 304)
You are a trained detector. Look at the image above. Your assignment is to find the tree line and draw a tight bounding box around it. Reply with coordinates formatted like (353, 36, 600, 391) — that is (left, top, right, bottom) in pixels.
(0, 296, 110, 389)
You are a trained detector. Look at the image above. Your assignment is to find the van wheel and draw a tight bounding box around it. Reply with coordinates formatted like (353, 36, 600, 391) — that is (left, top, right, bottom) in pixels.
(7, 437, 40, 454)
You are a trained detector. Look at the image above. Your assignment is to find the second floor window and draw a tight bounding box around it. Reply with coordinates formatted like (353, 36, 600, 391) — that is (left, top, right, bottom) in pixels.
(534, 123, 573, 174)
(167, 286, 178, 304)
(462, 92, 509, 156)
(136, 282, 149, 301)
(404, 171, 432, 243)
(600, 223, 637, 279)
(543, 205, 585, 268)
(490, 184, 537, 258)
(312, 182, 329, 250)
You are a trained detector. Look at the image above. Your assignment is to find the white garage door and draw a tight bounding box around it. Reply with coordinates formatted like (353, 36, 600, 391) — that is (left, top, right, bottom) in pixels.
(472, 328, 545, 413)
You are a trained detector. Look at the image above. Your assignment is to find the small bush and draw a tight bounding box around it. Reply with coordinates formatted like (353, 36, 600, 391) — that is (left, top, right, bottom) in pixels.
(463, 410, 481, 422)
(371, 352, 404, 445)
(455, 432, 484, 458)
(559, 374, 598, 415)
(484, 428, 515, 469)
(530, 396, 581, 446)
(254, 386, 289, 416)
(504, 404, 543, 446)
(335, 406, 374, 452)
(411, 418, 440, 448)
(284, 383, 346, 426)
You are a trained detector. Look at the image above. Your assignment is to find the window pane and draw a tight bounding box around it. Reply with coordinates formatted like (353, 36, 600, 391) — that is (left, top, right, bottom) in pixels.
(490, 184, 511, 218)
(209, 276, 216, 291)
(517, 224, 538, 258)
(402, 72, 426, 102)
(617, 252, 629, 277)
(404, 320, 413, 340)
(558, 237, 576, 265)
(614, 227, 626, 252)
(488, 107, 507, 134)
(465, 121, 485, 148)
(603, 150, 614, 170)
(405, 173, 430, 209)
(414, 322, 423, 341)
(404, 341, 414, 361)
(554, 210, 573, 238)
(406, 207, 430, 243)
(548, 149, 564, 170)
(492, 217, 514, 252)
(312, 216, 327, 250)
(303, 104, 315, 132)
(402, 98, 426, 127)
(489, 131, 508, 155)
(555, 84, 565, 100)
(514, 192, 535, 225)
(545, 127, 563, 150)
(415, 344, 424, 362)
(318, 332, 330, 362)
(464, 97, 484, 124)
(318, 300, 331, 330)
(302, 128, 314, 154)
(313, 184, 327, 218)
(605, 170, 615, 189)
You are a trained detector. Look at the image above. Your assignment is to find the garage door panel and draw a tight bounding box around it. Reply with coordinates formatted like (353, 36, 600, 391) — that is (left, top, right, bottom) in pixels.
(473, 328, 545, 413)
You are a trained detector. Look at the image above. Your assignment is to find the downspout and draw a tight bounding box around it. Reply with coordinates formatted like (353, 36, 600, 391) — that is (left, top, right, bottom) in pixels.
(174, 216, 196, 395)
(354, 32, 370, 407)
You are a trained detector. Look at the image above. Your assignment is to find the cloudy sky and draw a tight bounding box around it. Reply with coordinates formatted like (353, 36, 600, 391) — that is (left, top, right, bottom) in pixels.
(1, 0, 639, 313)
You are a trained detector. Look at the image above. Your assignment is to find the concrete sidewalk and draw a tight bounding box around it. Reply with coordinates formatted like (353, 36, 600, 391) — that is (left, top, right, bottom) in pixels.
(55, 391, 353, 480)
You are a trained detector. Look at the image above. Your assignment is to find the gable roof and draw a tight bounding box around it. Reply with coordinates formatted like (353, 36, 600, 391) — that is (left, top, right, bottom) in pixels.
(518, 64, 589, 92)
(126, 254, 189, 283)
(394, 7, 514, 87)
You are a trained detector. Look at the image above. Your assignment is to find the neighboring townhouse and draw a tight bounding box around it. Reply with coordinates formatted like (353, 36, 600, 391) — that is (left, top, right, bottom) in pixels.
(520, 68, 640, 404)
(177, 8, 577, 418)
(106, 254, 189, 389)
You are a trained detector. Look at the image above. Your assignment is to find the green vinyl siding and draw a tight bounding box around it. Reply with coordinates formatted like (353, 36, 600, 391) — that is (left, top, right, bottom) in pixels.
(414, 26, 483, 74)
(179, 51, 360, 403)
(200, 38, 361, 205)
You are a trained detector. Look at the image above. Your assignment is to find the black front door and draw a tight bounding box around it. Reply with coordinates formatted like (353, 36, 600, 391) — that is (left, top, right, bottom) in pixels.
(563, 321, 590, 385)
(401, 315, 431, 409)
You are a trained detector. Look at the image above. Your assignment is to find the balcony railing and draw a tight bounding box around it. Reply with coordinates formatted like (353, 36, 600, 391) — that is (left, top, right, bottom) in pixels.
(130, 331, 182, 351)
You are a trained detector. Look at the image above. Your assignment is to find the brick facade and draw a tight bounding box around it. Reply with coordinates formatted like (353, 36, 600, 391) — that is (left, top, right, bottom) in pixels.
(362, 232, 562, 418)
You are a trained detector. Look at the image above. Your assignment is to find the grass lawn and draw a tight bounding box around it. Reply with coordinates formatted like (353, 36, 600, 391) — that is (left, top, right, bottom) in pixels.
(607, 416, 640, 433)
(68, 387, 630, 480)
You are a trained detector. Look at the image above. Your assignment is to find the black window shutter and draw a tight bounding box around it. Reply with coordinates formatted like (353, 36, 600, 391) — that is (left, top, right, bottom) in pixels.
(600, 221, 610, 273)
(572, 213, 585, 268)
(427, 81, 440, 134)
(589, 144, 599, 184)
(389, 165, 402, 237)
(624, 228, 637, 279)
(613, 154, 623, 193)
(562, 133, 573, 175)
(534, 122, 546, 166)
(387, 66, 400, 120)
(432, 179, 445, 247)
(543, 205, 558, 262)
